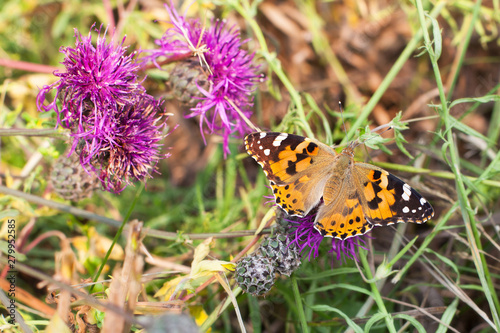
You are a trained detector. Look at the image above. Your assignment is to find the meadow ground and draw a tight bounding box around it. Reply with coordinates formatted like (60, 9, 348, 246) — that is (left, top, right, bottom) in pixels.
(0, 0, 499, 332)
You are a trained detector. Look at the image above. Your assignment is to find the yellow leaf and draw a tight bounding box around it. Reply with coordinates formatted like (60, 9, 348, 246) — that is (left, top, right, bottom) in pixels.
(256, 207, 276, 235)
(90, 227, 124, 260)
(222, 262, 236, 272)
(190, 260, 235, 279)
(71, 227, 124, 262)
(189, 305, 210, 332)
(191, 237, 214, 271)
(189, 275, 212, 289)
(155, 275, 194, 300)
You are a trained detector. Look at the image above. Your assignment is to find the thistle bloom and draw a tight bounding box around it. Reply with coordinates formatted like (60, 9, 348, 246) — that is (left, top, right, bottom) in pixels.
(37, 26, 169, 192)
(37, 25, 145, 127)
(95, 97, 169, 192)
(144, 3, 262, 156)
(286, 213, 369, 263)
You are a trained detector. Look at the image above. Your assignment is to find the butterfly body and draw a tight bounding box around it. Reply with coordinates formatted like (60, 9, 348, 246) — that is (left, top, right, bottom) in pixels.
(245, 132, 434, 240)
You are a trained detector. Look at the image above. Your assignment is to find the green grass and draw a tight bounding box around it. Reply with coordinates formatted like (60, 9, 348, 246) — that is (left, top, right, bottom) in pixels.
(1, 0, 500, 332)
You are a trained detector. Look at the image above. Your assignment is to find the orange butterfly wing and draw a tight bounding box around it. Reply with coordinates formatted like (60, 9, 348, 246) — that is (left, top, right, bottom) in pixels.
(246, 132, 434, 240)
(245, 132, 335, 216)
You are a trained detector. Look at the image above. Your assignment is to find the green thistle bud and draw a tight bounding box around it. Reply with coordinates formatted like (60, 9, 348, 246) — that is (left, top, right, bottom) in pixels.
(50, 151, 97, 201)
(235, 254, 276, 296)
(260, 233, 302, 276)
(169, 59, 210, 105)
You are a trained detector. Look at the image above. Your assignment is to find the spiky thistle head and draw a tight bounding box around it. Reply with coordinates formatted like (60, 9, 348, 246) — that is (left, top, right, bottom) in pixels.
(235, 254, 276, 296)
(37, 25, 171, 192)
(143, 3, 263, 156)
(259, 232, 302, 276)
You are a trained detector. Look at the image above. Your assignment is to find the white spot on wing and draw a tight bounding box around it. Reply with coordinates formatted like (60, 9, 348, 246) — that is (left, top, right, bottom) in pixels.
(264, 149, 270, 156)
(402, 206, 410, 213)
(259, 146, 263, 150)
(259, 132, 267, 139)
(403, 183, 412, 196)
(272, 133, 288, 147)
(402, 192, 410, 201)
(420, 197, 427, 205)
(412, 209, 416, 213)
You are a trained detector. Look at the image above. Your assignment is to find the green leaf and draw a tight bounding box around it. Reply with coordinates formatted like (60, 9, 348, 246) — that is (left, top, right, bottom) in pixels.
(364, 313, 388, 332)
(393, 314, 427, 333)
(394, 129, 413, 159)
(307, 283, 372, 297)
(389, 111, 409, 131)
(384, 112, 413, 158)
(436, 298, 459, 333)
(424, 248, 460, 282)
(358, 125, 392, 151)
(0, 209, 19, 220)
(0, 241, 27, 261)
(248, 295, 262, 333)
(426, 13, 442, 60)
(310, 304, 364, 333)
(450, 95, 500, 109)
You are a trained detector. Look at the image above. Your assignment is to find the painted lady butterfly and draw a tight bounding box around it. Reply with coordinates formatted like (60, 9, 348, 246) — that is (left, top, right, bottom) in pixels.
(245, 132, 434, 240)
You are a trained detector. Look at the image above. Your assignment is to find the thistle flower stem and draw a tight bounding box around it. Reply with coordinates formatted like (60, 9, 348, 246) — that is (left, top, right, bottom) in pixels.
(231, 2, 314, 138)
(0, 184, 273, 240)
(291, 273, 309, 333)
(0, 128, 68, 138)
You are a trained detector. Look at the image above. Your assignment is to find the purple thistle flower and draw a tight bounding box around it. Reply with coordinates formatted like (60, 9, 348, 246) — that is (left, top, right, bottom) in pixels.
(286, 213, 369, 263)
(143, 3, 262, 156)
(37, 25, 145, 129)
(90, 97, 169, 192)
(37, 25, 170, 193)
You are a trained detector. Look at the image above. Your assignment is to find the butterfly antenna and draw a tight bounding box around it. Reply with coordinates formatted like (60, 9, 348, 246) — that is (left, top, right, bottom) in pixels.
(339, 101, 357, 149)
(339, 101, 347, 136)
(370, 122, 394, 135)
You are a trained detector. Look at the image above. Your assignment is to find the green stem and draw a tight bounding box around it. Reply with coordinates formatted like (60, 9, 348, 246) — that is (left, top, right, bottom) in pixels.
(344, 1, 447, 142)
(444, 11, 474, 100)
(90, 183, 144, 292)
(359, 251, 397, 332)
(300, 0, 362, 104)
(414, 0, 500, 330)
(291, 273, 309, 333)
(231, 1, 314, 138)
(200, 287, 242, 331)
(372, 162, 500, 188)
(0, 128, 67, 138)
(0, 185, 272, 240)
